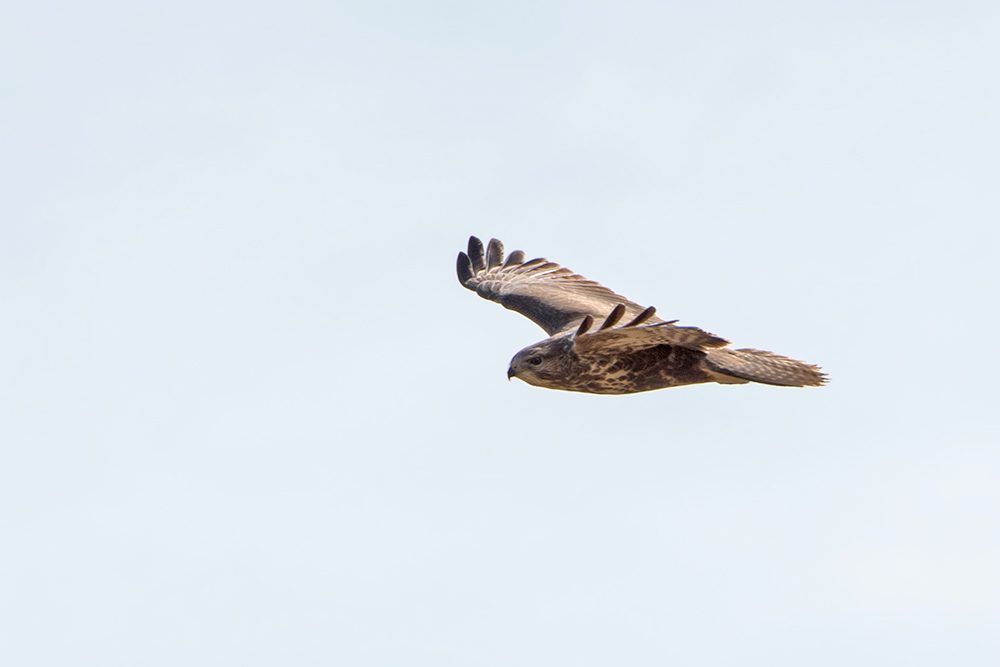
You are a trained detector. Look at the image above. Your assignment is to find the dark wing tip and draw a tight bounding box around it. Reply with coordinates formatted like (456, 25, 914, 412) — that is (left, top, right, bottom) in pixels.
(575, 315, 594, 336)
(623, 306, 656, 328)
(457, 251, 474, 287)
(502, 249, 526, 268)
(486, 238, 504, 270)
(468, 236, 485, 273)
(598, 303, 626, 331)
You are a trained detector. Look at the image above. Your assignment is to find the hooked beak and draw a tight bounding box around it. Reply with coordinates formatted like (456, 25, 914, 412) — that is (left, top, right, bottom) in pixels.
(507, 366, 516, 381)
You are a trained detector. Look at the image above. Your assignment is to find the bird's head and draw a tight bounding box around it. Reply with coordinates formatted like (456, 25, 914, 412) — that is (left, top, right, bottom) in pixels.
(507, 337, 574, 388)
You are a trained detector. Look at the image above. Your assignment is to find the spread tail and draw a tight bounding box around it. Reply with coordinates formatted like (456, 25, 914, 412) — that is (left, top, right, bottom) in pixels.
(704, 348, 827, 387)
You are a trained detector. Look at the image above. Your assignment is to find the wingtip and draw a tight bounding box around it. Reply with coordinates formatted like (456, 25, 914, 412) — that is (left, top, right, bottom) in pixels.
(457, 251, 474, 286)
(623, 306, 656, 328)
(486, 238, 504, 270)
(810, 367, 830, 386)
(502, 249, 526, 268)
(468, 236, 485, 273)
(598, 304, 626, 331)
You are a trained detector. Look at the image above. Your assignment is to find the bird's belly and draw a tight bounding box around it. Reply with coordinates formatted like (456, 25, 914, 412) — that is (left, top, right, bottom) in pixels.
(564, 346, 712, 394)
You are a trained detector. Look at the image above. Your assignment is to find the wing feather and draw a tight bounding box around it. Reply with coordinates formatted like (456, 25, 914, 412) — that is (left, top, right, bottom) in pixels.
(468, 236, 485, 273)
(623, 306, 657, 328)
(456, 251, 474, 286)
(486, 238, 504, 270)
(502, 250, 525, 268)
(574, 321, 730, 354)
(598, 304, 626, 330)
(457, 236, 664, 335)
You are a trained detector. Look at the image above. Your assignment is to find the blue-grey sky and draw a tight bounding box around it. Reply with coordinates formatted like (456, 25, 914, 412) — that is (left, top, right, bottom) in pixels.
(2, 1, 998, 665)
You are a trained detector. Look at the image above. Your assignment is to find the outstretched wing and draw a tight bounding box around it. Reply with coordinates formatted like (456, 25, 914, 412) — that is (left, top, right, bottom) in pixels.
(703, 348, 827, 386)
(574, 319, 730, 354)
(457, 236, 662, 336)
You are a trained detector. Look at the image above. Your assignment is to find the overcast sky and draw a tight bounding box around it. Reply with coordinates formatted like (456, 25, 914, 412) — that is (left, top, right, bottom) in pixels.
(2, 1, 999, 665)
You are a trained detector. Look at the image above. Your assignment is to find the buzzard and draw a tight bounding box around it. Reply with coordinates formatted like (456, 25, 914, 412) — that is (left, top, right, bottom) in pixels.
(457, 236, 826, 394)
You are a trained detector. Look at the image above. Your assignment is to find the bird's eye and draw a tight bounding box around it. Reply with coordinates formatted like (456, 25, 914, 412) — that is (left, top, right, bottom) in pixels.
(528, 356, 543, 366)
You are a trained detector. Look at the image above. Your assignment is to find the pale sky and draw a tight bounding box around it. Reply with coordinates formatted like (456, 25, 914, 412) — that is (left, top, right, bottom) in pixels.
(2, 1, 999, 665)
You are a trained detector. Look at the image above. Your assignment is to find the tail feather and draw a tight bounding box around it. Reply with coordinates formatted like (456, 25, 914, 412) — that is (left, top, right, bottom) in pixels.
(704, 348, 827, 387)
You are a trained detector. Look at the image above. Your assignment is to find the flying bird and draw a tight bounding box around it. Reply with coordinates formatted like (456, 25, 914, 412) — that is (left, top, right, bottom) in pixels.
(457, 236, 826, 394)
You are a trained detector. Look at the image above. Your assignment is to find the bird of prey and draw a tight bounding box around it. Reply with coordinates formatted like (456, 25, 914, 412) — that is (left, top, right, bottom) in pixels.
(457, 236, 826, 394)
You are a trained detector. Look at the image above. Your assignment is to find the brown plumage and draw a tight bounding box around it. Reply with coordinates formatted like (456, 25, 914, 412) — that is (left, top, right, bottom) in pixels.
(457, 236, 826, 394)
